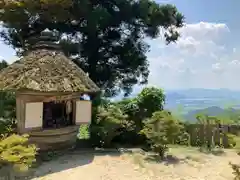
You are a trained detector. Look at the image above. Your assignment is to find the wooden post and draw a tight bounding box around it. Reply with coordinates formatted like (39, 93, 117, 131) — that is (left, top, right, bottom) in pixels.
(199, 124, 205, 146)
(189, 124, 197, 146)
(214, 125, 221, 147)
(16, 94, 25, 134)
(222, 125, 229, 148)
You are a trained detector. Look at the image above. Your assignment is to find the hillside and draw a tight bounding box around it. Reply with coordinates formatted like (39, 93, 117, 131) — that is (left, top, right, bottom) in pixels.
(182, 106, 240, 122)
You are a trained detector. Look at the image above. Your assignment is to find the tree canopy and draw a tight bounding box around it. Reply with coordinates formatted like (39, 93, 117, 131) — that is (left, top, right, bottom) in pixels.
(0, 0, 184, 96)
(0, 60, 16, 120)
(119, 87, 165, 131)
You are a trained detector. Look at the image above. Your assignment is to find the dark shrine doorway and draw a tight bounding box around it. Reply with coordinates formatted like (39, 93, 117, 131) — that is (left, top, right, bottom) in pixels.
(42, 101, 74, 129)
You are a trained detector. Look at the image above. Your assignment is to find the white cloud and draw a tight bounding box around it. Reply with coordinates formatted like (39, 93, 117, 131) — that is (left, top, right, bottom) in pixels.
(212, 63, 221, 70)
(146, 21, 239, 90)
(229, 60, 240, 66)
(0, 22, 238, 92)
(175, 22, 228, 56)
(179, 22, 229, 40)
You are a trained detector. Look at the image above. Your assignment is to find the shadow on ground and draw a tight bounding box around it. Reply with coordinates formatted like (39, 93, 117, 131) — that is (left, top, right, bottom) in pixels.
(31, 148, 133, 179)
(142, 147, 226, 166)
(198, 147, 226, 156)
(144, 154, 187, 166)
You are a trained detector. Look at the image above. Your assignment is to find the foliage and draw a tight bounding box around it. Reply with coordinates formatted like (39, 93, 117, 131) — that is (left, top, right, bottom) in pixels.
(0, 134, 37, 172)
(91, 104, 129, 147)
(140, 110, 183, 158)
(225, 133, 237, 148)
(209, 107, 240, 124)
(89, 87, 166, 147)
(78, 124, 90, 140)
(137, 87, 166, 117)
(235, 136, 240, 153)
(0, 60, 16, 122)
(119, 87, 165, 131)
(174, 122, 190, 146)
(230, 162, 240, 180)
(0, 119, 16, 137)
(0, 60, 8, 70)
(195, 115, 220, 150)
(0, 0, 184, 97)
(189, 114, 239, 149)
(195, 114, 219, 124)
(0, 92, 16, 120)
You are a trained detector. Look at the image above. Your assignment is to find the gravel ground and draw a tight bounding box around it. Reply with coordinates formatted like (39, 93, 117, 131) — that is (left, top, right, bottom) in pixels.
(129, 147, 240, 180)
(32, 151, 152, 180)
(31, 148, 240, 180)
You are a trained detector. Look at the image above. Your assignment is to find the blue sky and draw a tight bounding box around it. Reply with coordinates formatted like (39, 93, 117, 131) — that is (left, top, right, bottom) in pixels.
(144, 0, 240, 91)
(1, 0, 240, 91)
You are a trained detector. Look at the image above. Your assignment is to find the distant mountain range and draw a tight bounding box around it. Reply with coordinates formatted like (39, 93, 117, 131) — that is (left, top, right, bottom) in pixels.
(114, 88, 240, 122)
(166, 88, 240, 100)
(165, 88, 240, 110)
(164, 89, 240, 121)
(182, 106, 239, 122)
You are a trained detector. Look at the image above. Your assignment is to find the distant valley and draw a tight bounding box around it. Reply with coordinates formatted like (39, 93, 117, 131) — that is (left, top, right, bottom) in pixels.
(164, 89, 240, 121)
(114, 88, 240, 122)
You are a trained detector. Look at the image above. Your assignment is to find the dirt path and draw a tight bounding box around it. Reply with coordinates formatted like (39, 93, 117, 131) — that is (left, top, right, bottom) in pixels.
(129, 147, 240, 180)
(32, 148, 239, 180)
(32, 151, 153, 180)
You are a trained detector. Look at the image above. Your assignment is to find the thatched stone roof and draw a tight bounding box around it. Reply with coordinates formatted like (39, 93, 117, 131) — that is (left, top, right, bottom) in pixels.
(0, 49, 100, 93)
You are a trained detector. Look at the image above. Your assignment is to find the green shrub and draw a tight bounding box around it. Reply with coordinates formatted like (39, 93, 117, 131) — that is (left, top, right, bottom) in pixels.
(0, 92, 16, 120)
(0, 134, 38, 172)
(140, 110, 183, 159)
(119, 87, 165, 132)
(226, 133, 237, 148)
(78, 124, 90, 140)
(90, 104, 128, 147)
(0, 119, 16, 137)
(230, 162, 240, 180)
(172, 121, 190, 146)
(175, 131, 190, 146)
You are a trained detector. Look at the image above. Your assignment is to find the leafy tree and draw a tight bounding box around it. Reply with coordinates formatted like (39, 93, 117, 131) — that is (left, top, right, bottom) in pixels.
(226, 133, 237, 148)
(0, 60, 9, 119)
(0, 92, 16, 120)
(91, 104, 129, 147)
(140, 110, 183, 158)
(0, 60, 8, 70)
(137, 87, 166, 117)
(0, 61, 16, 122)
(174, 121, 190, 146)
(0, 0, 184, 96)
(0, 119, 16, 138)
(219, 109, 240, 124)
(120, 87, 165, 131)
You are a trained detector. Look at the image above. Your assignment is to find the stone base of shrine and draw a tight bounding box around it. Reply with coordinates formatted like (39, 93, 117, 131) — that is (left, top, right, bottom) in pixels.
(27, 126, 79, 151)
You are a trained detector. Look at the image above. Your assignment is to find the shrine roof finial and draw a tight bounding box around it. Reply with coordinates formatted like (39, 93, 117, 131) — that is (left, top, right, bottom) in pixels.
(29, 29, 60, 50)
